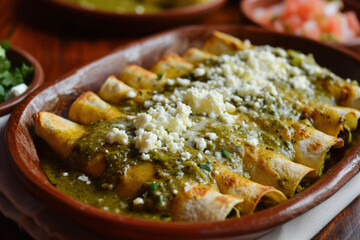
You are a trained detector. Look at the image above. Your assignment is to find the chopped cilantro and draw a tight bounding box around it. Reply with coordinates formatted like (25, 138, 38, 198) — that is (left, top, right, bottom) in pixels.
(0, 40, 11, 51)
(157, 73, 163, 79)
(198, 163, 211, 171)
(149, 182, 159, 191)
(283, 141, 291, 149)
(0, 40, 34, 103)
(220, 147, 229, 158)
(170, 169, 179, 176)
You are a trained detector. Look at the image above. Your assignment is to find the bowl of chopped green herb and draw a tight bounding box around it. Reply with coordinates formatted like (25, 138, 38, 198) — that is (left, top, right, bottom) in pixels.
(0, 40, 44, 116)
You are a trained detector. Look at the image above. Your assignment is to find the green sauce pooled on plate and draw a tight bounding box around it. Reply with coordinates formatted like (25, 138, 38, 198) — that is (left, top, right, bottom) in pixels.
(63, 0, 210, 13)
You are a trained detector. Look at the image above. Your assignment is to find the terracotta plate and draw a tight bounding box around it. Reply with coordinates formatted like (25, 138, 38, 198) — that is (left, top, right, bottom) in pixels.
(0, 46, 44, 116)
(6, 25, 360, 240)
(240, 0, 360, 52)
(33, 0, 227, 32)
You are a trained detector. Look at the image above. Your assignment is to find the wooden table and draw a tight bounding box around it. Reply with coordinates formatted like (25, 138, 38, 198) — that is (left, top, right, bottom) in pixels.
(0, 0, 359, 239)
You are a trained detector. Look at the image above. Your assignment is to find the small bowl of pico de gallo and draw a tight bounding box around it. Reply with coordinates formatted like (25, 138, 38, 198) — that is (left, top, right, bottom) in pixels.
(241, 0, 360, 51)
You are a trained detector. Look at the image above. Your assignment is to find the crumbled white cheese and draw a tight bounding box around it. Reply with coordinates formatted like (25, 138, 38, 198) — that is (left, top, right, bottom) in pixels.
(126, 90, 137, 98)
(62, 172, 68, 177)
(193, 68, 206, 77)
(144, 100, 153, 108)
(290, 75, 311, 90)
(205, 132, 218, 141)
(133, 113, 152, 129)
(140, 153, 150, 161)
(197, 153, 204, 160)
(184, 87, 236, 123)
(112, 123, 125, 129)
(78, 174, 89, 182)
(167, 78, 175, 85)
(181, 152, 191, 160)
(78, 174, 91, 185)
(183, 183, 191, 192)
(106, 128, 129, 145)
(194, 138, 207, 151)
(5, 83, 28, 101)
(135, 129, 160, 153)
(133, 197, 144, 205)
(246, 137, 259, 146)
(177, 77, 191, 86)
(133, 102, 193, 153)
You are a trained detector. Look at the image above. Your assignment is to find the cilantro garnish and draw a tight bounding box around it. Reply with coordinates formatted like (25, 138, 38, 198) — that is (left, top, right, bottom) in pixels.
(0, 40, 34, 103)
(0, 40, 11, 51)
(220, 147, 229, 158)
(198, 162, 212, 171)
(157, 73, 163, 79)
(149, 182, 159, 191)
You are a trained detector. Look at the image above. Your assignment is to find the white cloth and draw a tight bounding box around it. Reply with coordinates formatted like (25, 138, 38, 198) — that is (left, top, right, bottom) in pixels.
(0, 114, 359, 239)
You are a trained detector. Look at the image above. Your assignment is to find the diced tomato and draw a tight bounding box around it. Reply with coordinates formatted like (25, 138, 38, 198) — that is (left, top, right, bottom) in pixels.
(261, 0, 360, 43)
(323, 14, 342, 40)
(281, 15, 303, 33)
(301, 19, 322, 40)
(254, 7, 275, 26)
(345, 11, 360, 34)
(283, 0, 325, 21)
(272, 19, 285, 32)
(340, 14, 357, 42)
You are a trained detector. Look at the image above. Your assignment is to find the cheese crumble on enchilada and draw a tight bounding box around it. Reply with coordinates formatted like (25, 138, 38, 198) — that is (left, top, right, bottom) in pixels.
(33, 31, 360, 222)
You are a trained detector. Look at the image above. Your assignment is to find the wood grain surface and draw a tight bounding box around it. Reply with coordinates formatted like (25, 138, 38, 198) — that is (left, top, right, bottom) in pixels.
(0, 0, 358, 239)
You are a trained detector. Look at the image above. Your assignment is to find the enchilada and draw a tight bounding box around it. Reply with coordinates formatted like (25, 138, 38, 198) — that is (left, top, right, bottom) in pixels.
(33, 31, 360, 222)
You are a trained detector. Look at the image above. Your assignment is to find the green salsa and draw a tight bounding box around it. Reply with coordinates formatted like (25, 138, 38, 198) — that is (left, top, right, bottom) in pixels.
(40, 43, 356, 221)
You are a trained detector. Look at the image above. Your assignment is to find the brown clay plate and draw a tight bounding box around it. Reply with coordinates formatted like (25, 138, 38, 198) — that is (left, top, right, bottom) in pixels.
(34, 0, 227, 32)
(240, 0, 360, 52)
(0, 46, 44, 116)
(6, 25, 360, 240)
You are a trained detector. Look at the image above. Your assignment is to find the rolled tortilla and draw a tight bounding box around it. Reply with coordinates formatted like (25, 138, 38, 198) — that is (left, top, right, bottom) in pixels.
(117, 163, 156, 199)
(242, 147, 315, 197)
(98, 76, 149, 104)
(69, 91, 122, 125)
(33, 112, 87, 159)
(170, 185, 243, 222)
(212, 164, 286, 215)
(204, 120, 316, 197)
(318, 76, 360, 109)
(119, 65, 166, 90)
(305, 104, 360, 138)
(202, 31, 253, 55)
(291, 122, 344, 174)
(182, 48, 217, 65)
(151, 52, 194, 79)
(33, 112, 107, 177)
